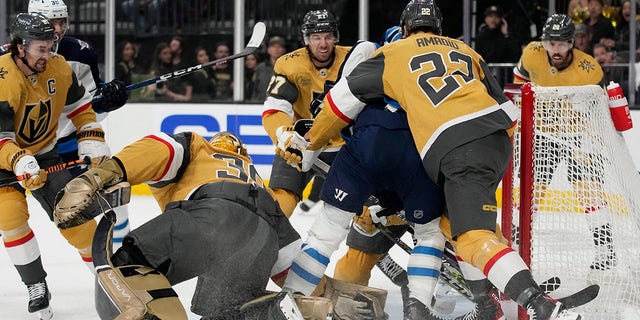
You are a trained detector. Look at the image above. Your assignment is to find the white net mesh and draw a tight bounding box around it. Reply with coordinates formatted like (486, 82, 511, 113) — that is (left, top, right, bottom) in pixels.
(505, 84, 640, 319)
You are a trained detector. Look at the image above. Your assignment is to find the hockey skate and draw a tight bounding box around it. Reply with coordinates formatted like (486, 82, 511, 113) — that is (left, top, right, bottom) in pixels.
(526, 293, 583, 320)
(404, 297, 440, 320)
(27, 280, 53, 320)
(456, 285, 504, 320)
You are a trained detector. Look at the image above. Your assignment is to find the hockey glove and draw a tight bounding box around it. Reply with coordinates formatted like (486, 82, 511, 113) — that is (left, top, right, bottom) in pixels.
(77, 122, 111, 162)
(92, 79, 128, 113)
(275, 126, 309, 168)
(13, 153, 47, 190)
(54, 156, 125, 229)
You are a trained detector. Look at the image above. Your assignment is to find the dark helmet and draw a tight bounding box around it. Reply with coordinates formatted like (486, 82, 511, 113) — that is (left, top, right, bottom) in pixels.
(400, 0, 443, 35)
(301, 9, 339, 44)
(10, 12, 56, 42)
(541, 14, 575, 42)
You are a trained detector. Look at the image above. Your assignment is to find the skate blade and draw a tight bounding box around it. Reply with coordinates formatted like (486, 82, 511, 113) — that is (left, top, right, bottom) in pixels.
(38, 306, 54, 320)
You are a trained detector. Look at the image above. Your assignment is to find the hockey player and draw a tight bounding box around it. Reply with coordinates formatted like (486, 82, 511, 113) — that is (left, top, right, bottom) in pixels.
(283, 1, 586, 319)
(53, 131, 304, 319)
(262, 9, 349, 217)
(26, 0, 131, 250)
(0, 12, 112, 319)
(281, 37, 448, 318)
(264, 10, 416, 295)
(513, 14, 615, 272)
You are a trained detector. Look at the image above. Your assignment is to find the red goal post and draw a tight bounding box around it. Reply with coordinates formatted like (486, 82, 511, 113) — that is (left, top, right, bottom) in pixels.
(501, 83, 640, 319)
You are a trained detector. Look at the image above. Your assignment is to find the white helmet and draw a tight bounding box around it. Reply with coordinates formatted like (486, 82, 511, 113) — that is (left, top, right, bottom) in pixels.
(29, 0, 68, 44)
(28, 0, 68, 20)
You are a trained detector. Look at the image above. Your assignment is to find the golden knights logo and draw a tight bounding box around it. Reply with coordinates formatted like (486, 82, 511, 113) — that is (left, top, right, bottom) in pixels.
(19, 100, 51, 143)
(578, 59, 597, 73)
(0, 67, 7, 79)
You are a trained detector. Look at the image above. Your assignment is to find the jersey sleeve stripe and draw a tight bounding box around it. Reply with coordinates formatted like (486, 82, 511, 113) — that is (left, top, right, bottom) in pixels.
(263, 96, 295, 118)
(66, 102, 92, 119)
(326, 80, 365, 123)
(144, 133, 184, 183)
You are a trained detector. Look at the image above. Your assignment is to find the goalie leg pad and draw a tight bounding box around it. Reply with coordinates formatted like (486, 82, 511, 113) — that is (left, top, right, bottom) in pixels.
(95, 265, 187, 320)
(318, 277, 388, 320)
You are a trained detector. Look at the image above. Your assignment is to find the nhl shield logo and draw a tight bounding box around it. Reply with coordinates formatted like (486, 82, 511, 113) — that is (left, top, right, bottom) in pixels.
(19, 100, 51, 143)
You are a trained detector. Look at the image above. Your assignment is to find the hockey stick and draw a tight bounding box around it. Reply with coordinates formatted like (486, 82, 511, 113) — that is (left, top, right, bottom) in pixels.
(121, 22, 266, 92)
(0, 157, 91, 187)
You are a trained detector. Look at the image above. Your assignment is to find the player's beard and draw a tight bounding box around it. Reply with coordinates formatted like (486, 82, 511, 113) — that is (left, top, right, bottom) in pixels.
(549, 51, 572, 70)
(33, 58, 47, 73)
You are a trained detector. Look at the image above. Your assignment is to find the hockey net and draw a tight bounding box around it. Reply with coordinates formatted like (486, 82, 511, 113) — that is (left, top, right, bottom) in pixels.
(501, 83, 640, 320)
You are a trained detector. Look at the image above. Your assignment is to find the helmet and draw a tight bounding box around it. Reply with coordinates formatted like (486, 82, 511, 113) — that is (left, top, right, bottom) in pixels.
(10, 12, 56, 42)
(541, 14, 575, 42)
(400, 0, 443, 35)
(384, 26, 402, 45)
(210, 132, 249, 157)
(301, 9, 339, 45)
(28, 0, 68, 20)
(29, 0, 68, 40)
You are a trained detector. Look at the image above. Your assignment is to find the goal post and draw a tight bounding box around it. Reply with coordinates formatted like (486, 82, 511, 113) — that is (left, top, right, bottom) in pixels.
(502, 83, 640, 320)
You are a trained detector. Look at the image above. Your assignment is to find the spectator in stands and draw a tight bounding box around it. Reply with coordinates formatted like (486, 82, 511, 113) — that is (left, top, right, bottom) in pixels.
(169, 35, 188, 69)
(603, 0, 640, 60)
(149, 42, 193, 102)
(594, 43, 629, 93)
(586, 0, 615, 49)
(121, 0, 167, 34)
(244, 53, 259, 101)
(252, 36, 287, 102)
(211, 41, 234, 101)
(191, 46, 216, 102)
(475, 5, 521, 63)
(115, 40, 145, 86)
(568, 0, 590, 23)
(574, 23, 592, 53)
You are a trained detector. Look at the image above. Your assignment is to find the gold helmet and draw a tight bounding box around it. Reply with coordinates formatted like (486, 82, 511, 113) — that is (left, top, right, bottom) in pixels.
(209, 132, 248, 157)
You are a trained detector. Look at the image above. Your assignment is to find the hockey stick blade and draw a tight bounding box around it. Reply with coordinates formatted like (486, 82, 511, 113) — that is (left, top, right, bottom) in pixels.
(124, 22, 266, 92)
(556, 284, 599, 309)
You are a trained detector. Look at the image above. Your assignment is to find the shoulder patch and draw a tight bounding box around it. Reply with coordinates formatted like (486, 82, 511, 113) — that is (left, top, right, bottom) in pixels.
(0, 67, 7, 79)
(578, 59, 597, 73)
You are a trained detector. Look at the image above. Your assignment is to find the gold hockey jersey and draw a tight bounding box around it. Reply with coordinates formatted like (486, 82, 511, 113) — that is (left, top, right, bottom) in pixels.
(308, 33, 519, 179)
(0, 53, 96, 170)
(114, 132, 270, 210)
(513, 42, 604, 86)
(262, 45, 351, 148)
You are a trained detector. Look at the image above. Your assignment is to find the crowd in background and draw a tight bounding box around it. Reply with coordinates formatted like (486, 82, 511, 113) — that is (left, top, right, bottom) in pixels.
(107, 0, 639, 103)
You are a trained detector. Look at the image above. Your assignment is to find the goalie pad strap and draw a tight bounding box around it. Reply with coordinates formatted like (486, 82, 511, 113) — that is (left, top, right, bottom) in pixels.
(146, 288, 179, 299)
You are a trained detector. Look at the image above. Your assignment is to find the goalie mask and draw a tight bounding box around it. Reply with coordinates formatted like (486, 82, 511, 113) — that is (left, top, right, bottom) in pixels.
(210, 132, 249, 157)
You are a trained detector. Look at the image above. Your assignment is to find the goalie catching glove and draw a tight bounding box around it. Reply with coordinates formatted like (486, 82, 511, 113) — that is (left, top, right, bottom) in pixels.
(275, 119, 321, 172)
(54, 156, 125, 229)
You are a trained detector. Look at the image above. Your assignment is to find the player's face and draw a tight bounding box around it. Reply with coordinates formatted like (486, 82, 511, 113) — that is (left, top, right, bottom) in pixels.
(24, 39, 55, 72)
(50, 18, 68, 39)
(542, 40, 573, 69)
(307, 32, 336, 66)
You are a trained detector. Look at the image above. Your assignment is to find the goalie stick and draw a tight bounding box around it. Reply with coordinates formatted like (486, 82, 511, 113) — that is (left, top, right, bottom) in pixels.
(0, 157, 91, 187)
(96, 22, 266, 95)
